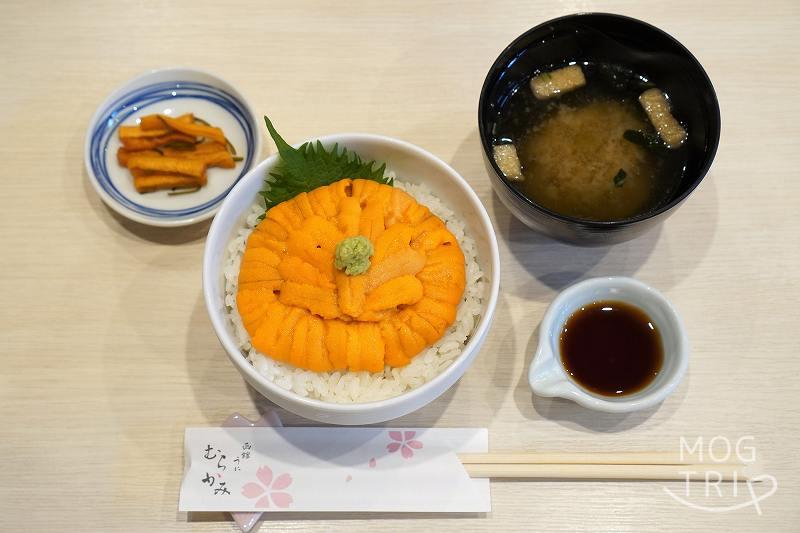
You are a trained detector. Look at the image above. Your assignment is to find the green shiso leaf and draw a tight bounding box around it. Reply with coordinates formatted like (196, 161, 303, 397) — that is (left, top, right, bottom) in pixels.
(259, 116, 392, 211)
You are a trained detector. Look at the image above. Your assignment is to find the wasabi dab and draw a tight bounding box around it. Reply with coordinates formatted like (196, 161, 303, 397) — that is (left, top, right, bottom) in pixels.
(334, 235, 374, 276)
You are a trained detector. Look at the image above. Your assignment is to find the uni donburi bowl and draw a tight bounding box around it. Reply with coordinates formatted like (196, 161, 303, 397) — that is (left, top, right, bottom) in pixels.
(203, 133, 500, 425)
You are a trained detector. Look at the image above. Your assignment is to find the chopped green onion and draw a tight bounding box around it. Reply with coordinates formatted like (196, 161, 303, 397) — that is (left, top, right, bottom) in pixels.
(623, 129, 668, 153)
(225, 137, 237, 155)
(613, 169, 627, 187)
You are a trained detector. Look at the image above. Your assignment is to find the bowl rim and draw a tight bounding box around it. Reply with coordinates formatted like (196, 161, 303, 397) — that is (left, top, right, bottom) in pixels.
(203, 131, 501, 414)
(478, 12, 721, 228)
(84, 66, 263, 228)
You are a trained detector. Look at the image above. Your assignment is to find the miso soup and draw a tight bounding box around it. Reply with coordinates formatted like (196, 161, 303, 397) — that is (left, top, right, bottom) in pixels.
(491, 62, 688, 221)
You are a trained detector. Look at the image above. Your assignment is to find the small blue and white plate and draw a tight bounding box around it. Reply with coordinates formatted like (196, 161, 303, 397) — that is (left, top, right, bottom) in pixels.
(85, 67, 262, 227)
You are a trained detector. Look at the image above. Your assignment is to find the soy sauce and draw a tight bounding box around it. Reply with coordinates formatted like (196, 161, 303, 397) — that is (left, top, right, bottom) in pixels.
(559, 301, 663, 396)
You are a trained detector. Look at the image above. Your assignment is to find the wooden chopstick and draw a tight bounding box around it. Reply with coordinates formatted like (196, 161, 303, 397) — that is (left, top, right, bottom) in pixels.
(456, 453, 754, 481)
(462, 463, 752, 481)
(457, 452, 743, 466)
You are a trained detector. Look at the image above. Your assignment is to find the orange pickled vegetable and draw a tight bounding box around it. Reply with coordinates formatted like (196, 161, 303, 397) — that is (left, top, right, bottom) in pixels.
(116, 113, 239, 194)
(126, 155, 206, 178)
(120, 133, 195, 151)
(158, 114, 227, 145)
(236, 179, 466, 373)
(193, 141, 228, 153)
(118, 125, 170, 138)
(117, 148, 160, 167)
(131, 172, 204, 193)
(139, 113, 194, 131)
(170, 149, 235, 169)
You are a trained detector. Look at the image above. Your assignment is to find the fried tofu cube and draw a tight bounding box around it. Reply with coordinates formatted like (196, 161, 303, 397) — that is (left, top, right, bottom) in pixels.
(639, 88, 687, 149)
(530, 65, 586, 100)
(493, 144, 523, 182)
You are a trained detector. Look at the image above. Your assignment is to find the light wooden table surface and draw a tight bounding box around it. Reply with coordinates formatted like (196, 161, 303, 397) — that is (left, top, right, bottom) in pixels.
(2, 1, 798, 531)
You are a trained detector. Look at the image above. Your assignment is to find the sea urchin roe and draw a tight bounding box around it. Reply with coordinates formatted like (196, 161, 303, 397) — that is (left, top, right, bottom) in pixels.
(236, 179, 466, 373)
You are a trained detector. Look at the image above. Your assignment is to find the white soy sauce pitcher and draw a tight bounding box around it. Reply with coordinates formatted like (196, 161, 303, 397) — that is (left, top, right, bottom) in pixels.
(529, 277, 689, 413)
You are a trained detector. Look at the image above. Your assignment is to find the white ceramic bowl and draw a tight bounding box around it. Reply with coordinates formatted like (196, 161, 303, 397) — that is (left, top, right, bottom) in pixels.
(529, 277, 689, 413)
(203, 133, 500, 425)
(85, 67, 262, 227)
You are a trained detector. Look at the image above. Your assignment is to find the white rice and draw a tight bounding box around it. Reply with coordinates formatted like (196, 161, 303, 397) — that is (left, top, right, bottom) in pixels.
(223, 179, 485, 403)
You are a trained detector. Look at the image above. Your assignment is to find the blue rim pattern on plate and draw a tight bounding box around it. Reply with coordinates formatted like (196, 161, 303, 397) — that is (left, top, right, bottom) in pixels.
(88, 81, 257, 219)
